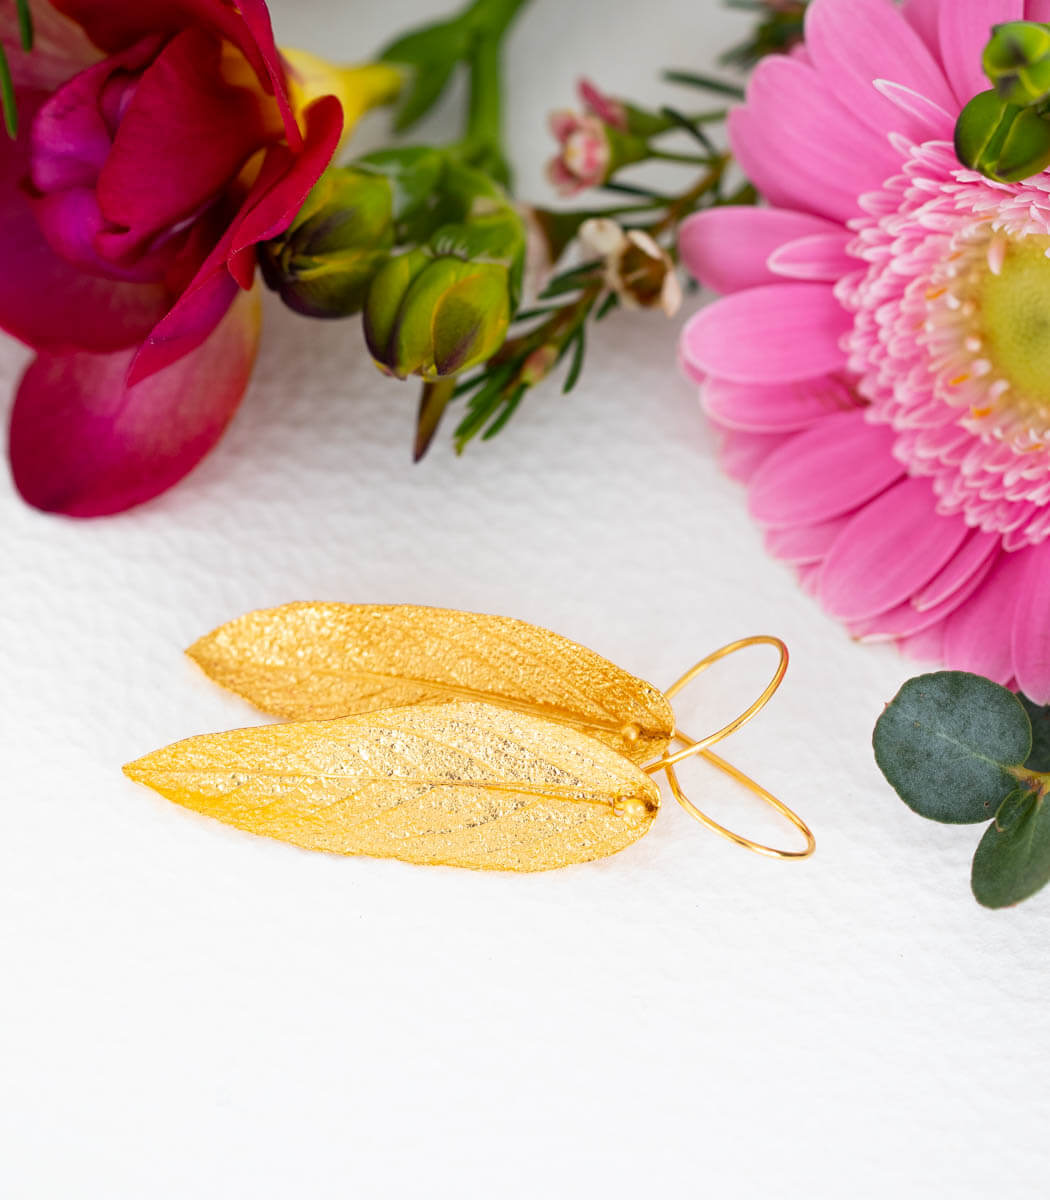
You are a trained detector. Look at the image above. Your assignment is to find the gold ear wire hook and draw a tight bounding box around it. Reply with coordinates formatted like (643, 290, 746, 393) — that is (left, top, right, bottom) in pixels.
(642, 636, 815, 860)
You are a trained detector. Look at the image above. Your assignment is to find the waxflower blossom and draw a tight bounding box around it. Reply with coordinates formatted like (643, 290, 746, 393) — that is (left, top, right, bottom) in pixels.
(547, 109, 610, 195)
(579, 217, 681, 315)
(679, 0, 1050, 703)
(0, 0, 393, 516)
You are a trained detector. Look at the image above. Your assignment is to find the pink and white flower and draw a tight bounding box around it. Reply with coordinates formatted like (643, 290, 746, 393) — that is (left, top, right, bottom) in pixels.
(547, 110, 610, 196)
(680, 0, 1050, 702)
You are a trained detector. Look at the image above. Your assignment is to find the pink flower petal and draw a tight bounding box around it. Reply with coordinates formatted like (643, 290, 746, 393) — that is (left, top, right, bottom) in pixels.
(1028, 1, 1050, 20)
(938, 0, 1024, 106)
(29, 36, 158, 192)
(765, 515, 850, 565)
(681, 284, 851, 384)
(677, 206, 838, 292)
(718, 430, 791, 482)
(1011, 546, 1050, 704)
(52, 0, 299, 145)
(805, 0, 956, 140)
(899, 622, 946, 665)
(749, 411, 902, 527)
(8, 284, 261, 517)
(911, 529, 1000, 610)
(0, 88, 170, 353)
(731, 55, 901, 223)
(942, 550, 1029, 684)
(871, 80, 955, 140)
(129, 95, 341, 385)
(97, 28, 273, 245)
(902, 0, 941, 54)
(820, 477, 970, 621)
(852, 548, 997, 640)
(768, 232, 856, 282)
(702, 375, 857, 433)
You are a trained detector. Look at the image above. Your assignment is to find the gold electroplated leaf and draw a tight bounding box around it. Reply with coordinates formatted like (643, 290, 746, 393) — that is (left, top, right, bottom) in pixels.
(186, 603, 674, 765)
(123, 701, 660, 871)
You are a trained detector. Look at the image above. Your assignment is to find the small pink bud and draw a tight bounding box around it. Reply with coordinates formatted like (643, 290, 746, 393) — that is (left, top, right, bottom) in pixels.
(521, 343, 559, 386)
(577, 78, 629, 131)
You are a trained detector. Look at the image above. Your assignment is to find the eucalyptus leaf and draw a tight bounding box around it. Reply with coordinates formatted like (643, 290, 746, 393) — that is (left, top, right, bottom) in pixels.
(1019, 694, 1050, 771)
(873, 671, 1032, 823)
(971, 790, 1050, 908)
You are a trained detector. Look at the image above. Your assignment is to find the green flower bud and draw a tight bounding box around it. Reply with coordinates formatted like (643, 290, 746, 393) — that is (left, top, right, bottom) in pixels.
(983, 21, 1050, 107)
(363, 250, 511, 379)
(955, 88, 1050, 182)
(259, 167, 395, 318)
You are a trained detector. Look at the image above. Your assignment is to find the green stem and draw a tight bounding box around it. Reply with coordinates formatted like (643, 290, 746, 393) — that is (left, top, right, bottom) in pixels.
(650, 149, 714, 165)
(460, 0, 528, 187)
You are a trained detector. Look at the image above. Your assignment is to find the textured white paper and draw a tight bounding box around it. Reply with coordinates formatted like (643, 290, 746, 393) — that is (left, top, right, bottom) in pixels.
(2, 2, 1048, 1196)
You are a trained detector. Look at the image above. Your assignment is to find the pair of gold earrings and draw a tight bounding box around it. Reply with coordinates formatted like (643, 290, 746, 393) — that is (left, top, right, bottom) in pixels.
(124, 603, 815, 872)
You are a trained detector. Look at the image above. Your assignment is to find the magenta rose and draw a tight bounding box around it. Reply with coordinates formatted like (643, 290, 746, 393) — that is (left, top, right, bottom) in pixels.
(0, 0, 343, 515)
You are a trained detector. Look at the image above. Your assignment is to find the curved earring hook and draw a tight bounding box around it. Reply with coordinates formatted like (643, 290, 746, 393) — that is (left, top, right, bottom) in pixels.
(641, 635, 815, 860)
(663, 733, 815, 860)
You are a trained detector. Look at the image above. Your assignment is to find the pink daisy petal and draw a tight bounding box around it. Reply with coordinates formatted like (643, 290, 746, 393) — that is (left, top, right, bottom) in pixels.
(852, 548, 997, 640)
(682, 284, 850, 384)
(768, 232, 856, 282)
(938, 0, 1024, 107)
(718, 430, 791, 482)
(911, 529, 1001, 610)
(871, 80, 955, 140)
(804, 0, 956, 139)
(677, 206, 838, 292)
(748, 411, 903, 527)
(1028, 1, 1050, 19)
(942, 550, 1030, 684)
(765, 515, 851, 565)
(899, 622, 946, 665)
(733, 55, 901, 223)
(8, 284, 261, 517)
(902, 0, 941, 54)
(820, 477, 970, 622)
(1011, 546, 1050, 704)
(702, 375, 857, 433)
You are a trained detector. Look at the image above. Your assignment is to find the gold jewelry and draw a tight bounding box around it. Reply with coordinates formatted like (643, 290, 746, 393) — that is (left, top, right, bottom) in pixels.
(124, 604, 814, 871)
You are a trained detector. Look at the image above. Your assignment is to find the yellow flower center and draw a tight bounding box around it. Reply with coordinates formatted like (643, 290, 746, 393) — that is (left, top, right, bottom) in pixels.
(977, 234, 1050, 422)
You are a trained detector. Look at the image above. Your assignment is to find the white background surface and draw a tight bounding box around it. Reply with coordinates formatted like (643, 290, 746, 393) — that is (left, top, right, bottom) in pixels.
(3, 1, 1049, 1196)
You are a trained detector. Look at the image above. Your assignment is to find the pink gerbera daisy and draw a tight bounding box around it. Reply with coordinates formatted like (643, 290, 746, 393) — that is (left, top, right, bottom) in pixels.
(680, 0, 1050, 702)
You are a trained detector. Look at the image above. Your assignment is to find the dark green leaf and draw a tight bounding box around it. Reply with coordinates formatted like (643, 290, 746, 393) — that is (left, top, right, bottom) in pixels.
(971, 790, 1050, 907)
(873, 671, 1032, 823)
(658, 106, 716, 154)
(0, 46, 16, 139)
(16, 0, 33, 50)
(1019, 694, 1050, 771)
(561, 328, 586, 394)
(379, 21, 470, 68)
(453, 364, 514, 450)
(392, 57, 459, 132)
(595, 292, 619, 321)
(539, 261, 602, 299)
(662, 70, 745, 100)
(481, 385, 525, 440)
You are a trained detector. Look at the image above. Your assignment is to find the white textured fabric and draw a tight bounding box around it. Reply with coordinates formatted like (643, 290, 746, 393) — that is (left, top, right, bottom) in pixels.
(3, 2, 1048, 1197)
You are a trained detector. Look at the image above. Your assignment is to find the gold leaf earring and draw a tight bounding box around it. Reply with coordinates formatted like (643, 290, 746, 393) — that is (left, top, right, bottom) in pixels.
(124, 603, 815, 872)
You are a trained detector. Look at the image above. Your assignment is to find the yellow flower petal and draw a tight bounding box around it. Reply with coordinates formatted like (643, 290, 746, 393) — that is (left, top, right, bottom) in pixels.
(280, 48, 402, 147)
